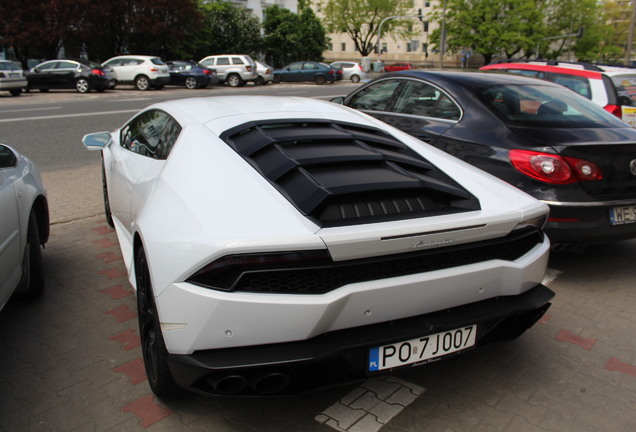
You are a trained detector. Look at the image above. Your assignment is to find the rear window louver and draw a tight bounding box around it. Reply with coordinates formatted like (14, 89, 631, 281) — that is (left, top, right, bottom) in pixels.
(220, 120, 480, 227)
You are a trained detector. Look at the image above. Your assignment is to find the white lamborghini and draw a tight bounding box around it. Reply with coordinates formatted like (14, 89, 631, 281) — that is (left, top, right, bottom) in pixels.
(83, 96, 554, 398)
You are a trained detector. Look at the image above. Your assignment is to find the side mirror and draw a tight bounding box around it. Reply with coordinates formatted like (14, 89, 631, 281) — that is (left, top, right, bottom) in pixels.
(82, 132, 112, 150)
(330, 96, 345, 105)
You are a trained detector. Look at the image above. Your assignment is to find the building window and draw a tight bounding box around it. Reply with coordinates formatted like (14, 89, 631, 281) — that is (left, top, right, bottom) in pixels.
(341, 42, 346, 51)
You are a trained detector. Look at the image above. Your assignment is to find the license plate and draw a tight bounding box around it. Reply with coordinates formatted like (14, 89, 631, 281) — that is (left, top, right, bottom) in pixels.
(610, 205, 636, 225)
(368, 325, 477, 371)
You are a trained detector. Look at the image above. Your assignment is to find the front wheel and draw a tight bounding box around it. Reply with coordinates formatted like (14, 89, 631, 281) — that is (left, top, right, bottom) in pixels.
(15, 212, 45, 299)
(135, 75, 150, 91)
(273, 75, 281, 84)
(184, 77, 198, 89)
(75, 78, 90, 93)
(351, 74, 360, 83)
(136, 247, 181, 399)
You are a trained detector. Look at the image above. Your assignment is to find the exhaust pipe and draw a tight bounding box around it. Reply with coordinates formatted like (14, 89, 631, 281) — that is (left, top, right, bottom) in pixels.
(207, 375, 248, 395)
(251, 372, 290, 394)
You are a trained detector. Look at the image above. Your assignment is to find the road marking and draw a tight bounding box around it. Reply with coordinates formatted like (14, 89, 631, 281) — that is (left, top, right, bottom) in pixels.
(542, 268, 562, 286)
(107, 98, 152, 102)
(316, 376, 424, 432)
(0, 106, 62, 114)
(0, 109, 139, 123)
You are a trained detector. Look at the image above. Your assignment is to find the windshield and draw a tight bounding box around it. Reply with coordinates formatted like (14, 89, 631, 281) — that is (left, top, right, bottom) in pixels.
(478, 84, 627, 128)
(610, 74, 636, 106)
(0, 61, 20, 71)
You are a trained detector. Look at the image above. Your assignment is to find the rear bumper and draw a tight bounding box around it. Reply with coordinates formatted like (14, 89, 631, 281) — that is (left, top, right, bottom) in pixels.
(544, 201, 636, 243)
(167, 283, 554, 396)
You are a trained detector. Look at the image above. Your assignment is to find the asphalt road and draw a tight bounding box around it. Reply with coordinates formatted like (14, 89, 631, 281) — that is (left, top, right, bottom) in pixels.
(0, 82, 360, 173)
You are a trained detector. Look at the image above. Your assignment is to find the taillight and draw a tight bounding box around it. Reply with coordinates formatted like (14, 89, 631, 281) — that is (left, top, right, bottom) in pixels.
(203, 69, 211, 75)
(604, 104, 622, 118)
(329, 69, 334, 75)
(92, 69, 105, 76)
(246, 65, 252, 72)
(149, 67, 158, 72)
(358, 65, 363, 71)
(509, 149, 603, 184)
(187, 250, 332, 291)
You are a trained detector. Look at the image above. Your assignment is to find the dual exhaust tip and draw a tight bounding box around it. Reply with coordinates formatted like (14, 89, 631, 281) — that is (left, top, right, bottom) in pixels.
(208, 372, 290, 395)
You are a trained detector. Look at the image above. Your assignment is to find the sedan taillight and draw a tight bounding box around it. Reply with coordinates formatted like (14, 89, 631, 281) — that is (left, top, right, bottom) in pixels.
(92, 69, 105, 76)
(509, 149, 603, 184)
(246, 65, 252, 72)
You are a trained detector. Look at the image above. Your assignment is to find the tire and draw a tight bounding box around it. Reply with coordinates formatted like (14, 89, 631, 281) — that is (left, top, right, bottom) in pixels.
(273, 75, 281, 84)
(153, 85, 164, 90)
(16, 212, 45, 300)
(184, 77, 198, 89)
(102, 162, 114, 227)
(351, 74, 361, 83)
(255, 76, 265, 86)
(135, 247, 181, 399)
(75, 78, 90, 93)
(96, 86, 106, 93)
(314, 75, 327, 85)
(227, 73, 242, 87)
(39, 88, 49, 93)
(9, 89, 22, 96)
(135, 75, 150, 91)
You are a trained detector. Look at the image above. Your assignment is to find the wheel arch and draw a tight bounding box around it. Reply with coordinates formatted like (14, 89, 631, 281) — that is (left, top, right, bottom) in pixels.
(32, 195, 49, 245)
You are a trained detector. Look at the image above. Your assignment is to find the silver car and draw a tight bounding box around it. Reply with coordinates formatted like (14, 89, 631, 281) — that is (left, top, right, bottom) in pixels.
(0, 60, 27, 96)
(255, 61, 274, 85)
(199, 54, 258, 87)
(330, 61, 368, 83)
(0, 144, 49, 311)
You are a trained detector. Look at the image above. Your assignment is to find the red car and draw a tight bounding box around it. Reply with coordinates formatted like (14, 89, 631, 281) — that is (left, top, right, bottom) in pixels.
(384, 63, 414, 72)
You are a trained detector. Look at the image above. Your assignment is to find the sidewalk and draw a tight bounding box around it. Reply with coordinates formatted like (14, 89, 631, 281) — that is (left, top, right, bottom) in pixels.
(0, 165, 635, 432)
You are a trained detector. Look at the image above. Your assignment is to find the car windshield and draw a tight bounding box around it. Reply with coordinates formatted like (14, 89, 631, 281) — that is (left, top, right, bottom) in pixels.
(609, 74, 636, 106)
(478, 84, 627, 128)
(0, 61, 20, 71)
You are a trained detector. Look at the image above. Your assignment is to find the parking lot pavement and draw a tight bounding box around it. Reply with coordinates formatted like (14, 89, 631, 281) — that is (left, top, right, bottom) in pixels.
(1, 165, 635, 432)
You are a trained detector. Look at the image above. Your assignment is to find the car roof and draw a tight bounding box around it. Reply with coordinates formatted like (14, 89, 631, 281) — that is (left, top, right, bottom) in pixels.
(380, 70, 561, 90)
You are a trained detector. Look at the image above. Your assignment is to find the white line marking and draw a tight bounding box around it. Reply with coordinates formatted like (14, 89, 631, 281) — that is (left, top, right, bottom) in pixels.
(0, 107, 62, 114)
(316, 376, 424, 431)
(0, 109, 139, 123)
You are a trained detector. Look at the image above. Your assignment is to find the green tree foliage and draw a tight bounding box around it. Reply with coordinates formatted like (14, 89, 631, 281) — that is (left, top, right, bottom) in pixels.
(320, 0, 415, 57)
(197, 0, 262, 58)
(429, 0, 542, 64)
(263, 5, 329, 67)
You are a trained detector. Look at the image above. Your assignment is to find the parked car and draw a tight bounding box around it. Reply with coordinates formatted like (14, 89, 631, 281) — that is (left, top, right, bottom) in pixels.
(102, 55, 170, 90)
(0, 144, 49, 312)
(332, 70, 636, 243)
(166, 60, 217, 89)
(0, 60, 27, 96)
(330, 61, 367, 83)
(198, 54, 258, 87)
(83, 95, 553, 398)
(273, 61, 338, 84)
(25, 59, 115, 93)
(384, 63, 414, 72)
(255, 61, 274, 85)
(480, 60, 636, 126)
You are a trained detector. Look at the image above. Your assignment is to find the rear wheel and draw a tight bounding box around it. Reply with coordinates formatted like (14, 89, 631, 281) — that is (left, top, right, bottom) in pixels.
(314, 75, 327, 85)
(75, 78, 90, 93)
(227, 73, 242, 87)
(351, 74, 361, 83)
(184, 77, 198, 89)
(9, 89, 22, 96)
(255, 76, 265, 86)
(135, 247, 181, 399)
(135, 75, 150, 91)
(16, 212, 45, 299)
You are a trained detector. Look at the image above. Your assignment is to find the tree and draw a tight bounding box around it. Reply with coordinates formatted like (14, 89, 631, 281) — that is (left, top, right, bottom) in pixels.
(262, 5, 329, 67)
(429, 0, 542, 65)
(196, 0, 262, 59)
(320, 0, 415, 57)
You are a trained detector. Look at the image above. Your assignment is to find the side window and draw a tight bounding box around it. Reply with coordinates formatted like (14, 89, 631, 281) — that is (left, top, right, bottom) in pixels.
(120, 110, 181, 160)
(231, 57, 244, 65)
(393, 81, 460, 120)
(217, 57, 230, 66)
(200, 58, 214, 67)
(553, 74, 592, 99)
(0, 145, 17, 169)
(508, 69, 546, 79)
(36, 62, 56, 71)
(347, 80, 402, 112)
(289, 62, 302, 71)
(56, 61, 77, 69)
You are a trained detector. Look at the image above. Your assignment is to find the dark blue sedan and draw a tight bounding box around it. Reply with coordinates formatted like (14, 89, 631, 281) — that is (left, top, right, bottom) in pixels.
(273, 61, 339, 85)
(166, 61, 218, 89)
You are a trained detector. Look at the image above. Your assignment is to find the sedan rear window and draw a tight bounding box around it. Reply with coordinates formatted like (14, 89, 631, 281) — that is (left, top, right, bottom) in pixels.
(479, 84, 626, 128)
